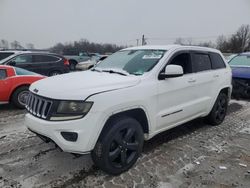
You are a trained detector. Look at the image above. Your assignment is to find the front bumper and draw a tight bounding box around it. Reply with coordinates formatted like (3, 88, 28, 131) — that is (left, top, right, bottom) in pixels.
(25, 112, 100, 154)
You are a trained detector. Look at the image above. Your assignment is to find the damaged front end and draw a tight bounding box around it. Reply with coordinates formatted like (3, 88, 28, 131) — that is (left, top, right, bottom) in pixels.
(232, 78, 250, 98)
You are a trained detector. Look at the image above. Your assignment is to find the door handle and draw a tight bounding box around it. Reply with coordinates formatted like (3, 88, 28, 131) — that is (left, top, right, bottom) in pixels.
(213, 74, 219, 78)
(188, 79, 196, 83)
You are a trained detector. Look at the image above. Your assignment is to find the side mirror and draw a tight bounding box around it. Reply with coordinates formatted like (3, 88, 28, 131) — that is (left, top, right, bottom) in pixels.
(159, 65, 183, 80)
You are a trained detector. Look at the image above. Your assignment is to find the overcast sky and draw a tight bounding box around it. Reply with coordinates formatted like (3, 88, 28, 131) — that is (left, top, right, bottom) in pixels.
(0, 0, 250, 48)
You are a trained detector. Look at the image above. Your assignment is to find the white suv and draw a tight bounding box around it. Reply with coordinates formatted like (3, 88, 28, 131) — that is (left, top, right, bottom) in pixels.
(25, 45, 232, 174)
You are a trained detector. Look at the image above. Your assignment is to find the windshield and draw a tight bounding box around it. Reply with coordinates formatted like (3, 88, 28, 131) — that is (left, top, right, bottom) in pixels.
(0, 52, 14, 61)
(229, 54, 250, 67)
(95, 49, 166, 75)
(14, 67, 38, 75)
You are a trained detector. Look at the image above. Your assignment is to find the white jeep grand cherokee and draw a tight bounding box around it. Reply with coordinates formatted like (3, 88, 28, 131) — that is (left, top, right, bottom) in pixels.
(25, 45, 232, 174)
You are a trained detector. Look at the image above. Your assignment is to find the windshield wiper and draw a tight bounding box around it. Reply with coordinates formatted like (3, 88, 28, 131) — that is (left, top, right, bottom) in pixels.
(101, 69, 129, 76)
(91, 68, 102, 72)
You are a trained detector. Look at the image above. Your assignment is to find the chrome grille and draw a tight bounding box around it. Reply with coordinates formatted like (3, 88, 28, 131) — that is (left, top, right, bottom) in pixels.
(26, 93, 52, 119)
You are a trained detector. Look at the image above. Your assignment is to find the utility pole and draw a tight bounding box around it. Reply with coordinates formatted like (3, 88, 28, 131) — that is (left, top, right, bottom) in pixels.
(136, 39, 139, 46)
(142, 35, 147, 45)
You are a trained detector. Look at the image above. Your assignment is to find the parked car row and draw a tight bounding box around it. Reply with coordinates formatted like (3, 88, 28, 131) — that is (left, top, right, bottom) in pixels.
(0, 50, 70, 76)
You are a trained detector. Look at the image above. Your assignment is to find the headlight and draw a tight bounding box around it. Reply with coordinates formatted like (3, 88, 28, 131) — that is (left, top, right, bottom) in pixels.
(50, 101, 93, 121)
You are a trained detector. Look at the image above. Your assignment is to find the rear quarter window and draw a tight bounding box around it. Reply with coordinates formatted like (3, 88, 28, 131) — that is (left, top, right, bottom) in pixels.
(0, 69, 7, 79)
(192, 53, 212, 72)
(210, 53, 226, 69)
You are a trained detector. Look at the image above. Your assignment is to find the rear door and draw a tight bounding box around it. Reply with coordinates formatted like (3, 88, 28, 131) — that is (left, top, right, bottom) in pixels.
(32, 54, 61, 75)
(190, 51, 215, 113)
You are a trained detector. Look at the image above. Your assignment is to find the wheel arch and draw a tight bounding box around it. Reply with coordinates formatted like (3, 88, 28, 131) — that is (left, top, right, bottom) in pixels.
(9, 84, 30, 102)
(98, 108, 150, 140)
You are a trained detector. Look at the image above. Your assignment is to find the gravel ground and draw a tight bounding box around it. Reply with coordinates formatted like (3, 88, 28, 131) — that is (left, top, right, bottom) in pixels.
(0, 100, 250, 188)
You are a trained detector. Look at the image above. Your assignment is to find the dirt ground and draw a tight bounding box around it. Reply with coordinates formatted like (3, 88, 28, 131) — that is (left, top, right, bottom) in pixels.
(0, 100, 250, 188)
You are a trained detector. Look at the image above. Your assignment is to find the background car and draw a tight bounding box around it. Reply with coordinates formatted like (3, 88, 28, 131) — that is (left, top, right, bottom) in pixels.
(0, 65, 45, 108)
(229, 52, 250, 98)
(76, 55, 108, 70)
(64, 52, 91, 70)
(0, 50, 70, 76)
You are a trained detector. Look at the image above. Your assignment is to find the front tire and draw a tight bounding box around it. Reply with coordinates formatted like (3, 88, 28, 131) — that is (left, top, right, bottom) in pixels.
(91, 116, 144, 175)
(11, 86, 29, 109)
(206, 92, 228, 125)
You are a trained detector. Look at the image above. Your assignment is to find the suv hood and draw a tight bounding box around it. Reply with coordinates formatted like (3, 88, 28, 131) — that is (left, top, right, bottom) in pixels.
(231, 66, 250, 79)
(30, 71, 141, 100)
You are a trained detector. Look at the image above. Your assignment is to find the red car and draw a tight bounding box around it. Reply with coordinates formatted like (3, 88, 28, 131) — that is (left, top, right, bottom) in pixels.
(0, 65, 45, 108)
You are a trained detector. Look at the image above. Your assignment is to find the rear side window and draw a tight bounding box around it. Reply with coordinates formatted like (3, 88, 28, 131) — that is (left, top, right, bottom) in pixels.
(210, 53, 226, 69)
(0, 69, 7, 80)
(33, 55, 60, 63)
(0, 52, 14, 61)
(192, 53, 212, 72)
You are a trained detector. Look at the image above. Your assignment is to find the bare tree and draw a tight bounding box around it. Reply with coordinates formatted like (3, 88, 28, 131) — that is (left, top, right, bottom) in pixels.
(10, 40, 23, 49)
(26, 43, 35, 49)
(0, 39, 9, 49)
(174, 38, 185, 45)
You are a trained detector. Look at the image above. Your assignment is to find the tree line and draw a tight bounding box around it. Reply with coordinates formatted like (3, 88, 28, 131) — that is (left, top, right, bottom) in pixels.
(50, 39, 126, 55)
(174, 24, 250, 53)
(1, 24, 250, 54)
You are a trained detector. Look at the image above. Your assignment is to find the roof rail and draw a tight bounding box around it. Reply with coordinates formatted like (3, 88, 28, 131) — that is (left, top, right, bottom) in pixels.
(0, 49, 50, 52)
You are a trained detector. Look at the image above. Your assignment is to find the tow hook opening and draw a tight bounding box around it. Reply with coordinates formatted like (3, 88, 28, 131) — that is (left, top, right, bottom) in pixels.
(61, 132, 78, 142)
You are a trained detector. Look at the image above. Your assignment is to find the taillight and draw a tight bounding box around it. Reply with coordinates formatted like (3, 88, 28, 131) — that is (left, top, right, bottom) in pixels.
(64, 59, 70, 66)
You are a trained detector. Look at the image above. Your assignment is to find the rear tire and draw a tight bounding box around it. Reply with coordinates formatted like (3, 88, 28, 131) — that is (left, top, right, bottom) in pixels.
(206, 92, 228, 126)
(11, 86, 29, 109)
(69, 60, 77, 71)
(91, 116, 144, 175)
(49, 70, 61, 76)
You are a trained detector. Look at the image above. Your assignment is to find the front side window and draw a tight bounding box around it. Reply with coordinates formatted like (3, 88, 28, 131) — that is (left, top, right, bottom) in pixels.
(95, 50, 166, 75)
(0, 69, 7, 80)
(192, 53, 212, 72)
(11, 55, 32, 65)
(169, 53, 192, 74)
(229, 54, 250, 67)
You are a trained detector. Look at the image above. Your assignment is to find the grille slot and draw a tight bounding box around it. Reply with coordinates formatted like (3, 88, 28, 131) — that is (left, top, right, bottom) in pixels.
(26, 93, 52, 119)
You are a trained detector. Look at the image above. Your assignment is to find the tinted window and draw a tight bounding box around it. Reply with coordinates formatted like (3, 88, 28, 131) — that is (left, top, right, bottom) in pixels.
(0, 52, 14, 61)
(210, 53, 226, 69)
(192, 53, 212, 72)
(14, 67, 38, 75)
(169, 53, 192, 74)
(33, 55, 59, 63)
(0, 69, 7, 80)
(12, 55, 32, 64)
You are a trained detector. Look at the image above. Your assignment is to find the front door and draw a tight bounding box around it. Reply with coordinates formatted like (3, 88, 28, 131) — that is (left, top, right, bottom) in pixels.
(156, 52, 200, 131)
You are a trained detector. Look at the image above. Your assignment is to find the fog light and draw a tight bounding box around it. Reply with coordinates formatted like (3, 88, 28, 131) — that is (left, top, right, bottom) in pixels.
(61, 132, 78, 142)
